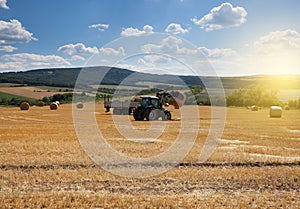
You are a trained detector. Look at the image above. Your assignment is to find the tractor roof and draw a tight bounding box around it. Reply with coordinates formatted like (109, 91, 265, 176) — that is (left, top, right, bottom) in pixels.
(140, 95, 159, 99)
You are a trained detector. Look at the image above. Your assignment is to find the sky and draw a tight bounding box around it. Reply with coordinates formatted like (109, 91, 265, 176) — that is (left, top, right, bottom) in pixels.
(0, 0, 299, 76)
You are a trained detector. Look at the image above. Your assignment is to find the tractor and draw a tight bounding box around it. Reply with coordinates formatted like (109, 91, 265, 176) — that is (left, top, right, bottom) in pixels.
(133, 90, 184, 121)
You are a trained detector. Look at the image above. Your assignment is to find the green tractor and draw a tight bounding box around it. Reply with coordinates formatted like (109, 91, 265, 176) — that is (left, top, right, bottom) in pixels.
(133, 96, 171, 121)
(133, 91, 184, 121)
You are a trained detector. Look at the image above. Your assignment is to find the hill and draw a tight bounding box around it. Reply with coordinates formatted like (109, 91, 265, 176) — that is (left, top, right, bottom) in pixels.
(0, 67, 299, 89)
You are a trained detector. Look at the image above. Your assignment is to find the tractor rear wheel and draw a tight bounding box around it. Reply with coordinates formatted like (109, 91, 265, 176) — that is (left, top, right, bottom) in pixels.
(146, 109, 157, 121)
(133, 109, 144, 121)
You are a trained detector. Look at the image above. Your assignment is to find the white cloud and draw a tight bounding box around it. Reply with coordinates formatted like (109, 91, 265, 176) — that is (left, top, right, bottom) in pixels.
(88, 23, 109, 32)
(121, 25, 154, 36)
(58, 43, 99, 56)
(254, 29, 300, 53)
(0, 45, 17, 52)
(247, 29, 300, 75)
(71, 55, 85, 61)
(191, 2, 247, 31)
(142, 36, 197, 55)
(165, 23, 188, 34)
(0, 19, 37, 44)
(198, 46, 237, 58)
(99, 47, 125, 56)
(0, 53, 71, 71)
(143, 54, 172, 64)
(0, 0, 9, 9)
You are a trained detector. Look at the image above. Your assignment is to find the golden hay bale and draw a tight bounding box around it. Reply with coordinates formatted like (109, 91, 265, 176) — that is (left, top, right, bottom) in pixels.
(37, 101, 45, 107)
(20, 102, 30, 110)
(284, 105, 290, 110)
(76, 102, 84, 109)
(168, 99, 180, 109)
(50, 102, 58, 110)
(269, 106, 282, 118)
(165, 91, 185, 109)
(251, 105, 258, 111)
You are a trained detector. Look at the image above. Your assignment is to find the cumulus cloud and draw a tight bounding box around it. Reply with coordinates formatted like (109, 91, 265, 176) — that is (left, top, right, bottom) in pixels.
(121, 25, 154, 36)
(0, 19, 37, 44)
(88, 23, 109, 32)
(165, 23, 188, 34)
(71, 55, 85, 61)
(99, 47, 125, 56)
(191, 2, 247, 31)
(198, 46, 237, 58)
(0, 53, 71, 71)
(254, 29, 300, 53)
(0, 45, 17, 52)
(142, 36, 197, 55)
(58, 43, 99, 56)
(0, 0, 9, 9)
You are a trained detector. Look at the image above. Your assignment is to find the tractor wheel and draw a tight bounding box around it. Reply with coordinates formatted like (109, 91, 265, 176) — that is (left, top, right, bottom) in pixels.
(146, 109, 158, 121)
(162, 111, 171, 121)
(133, 109, 144, 121)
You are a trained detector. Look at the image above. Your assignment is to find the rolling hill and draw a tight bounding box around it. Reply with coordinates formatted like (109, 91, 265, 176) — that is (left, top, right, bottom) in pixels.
(0, 66, 299, 90)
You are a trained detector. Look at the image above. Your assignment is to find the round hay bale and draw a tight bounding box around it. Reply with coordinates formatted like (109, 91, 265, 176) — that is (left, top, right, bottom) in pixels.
(76, 102, 84, 109)
(251, 105, 258, 111)
(55, 101, 60, 106)
(284, 105, 290, 110)
(20, 102, 30, 110)
(37, 101, 45, 107)
(50, 102, 58, 110)
(269, 106, 282, 118)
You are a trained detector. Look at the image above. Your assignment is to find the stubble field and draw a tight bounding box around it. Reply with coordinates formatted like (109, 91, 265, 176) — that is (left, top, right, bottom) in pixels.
(0, 104, 299, 208)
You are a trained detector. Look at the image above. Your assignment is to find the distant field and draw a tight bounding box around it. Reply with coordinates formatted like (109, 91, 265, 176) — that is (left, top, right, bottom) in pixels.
(277, 89, 300, 102)
(0, 92, 37, 105)
(223, 88, 300, 103)
(0, 105, 299, 207)
(0, 86, 69, 99)
(0, 83, 24, 87)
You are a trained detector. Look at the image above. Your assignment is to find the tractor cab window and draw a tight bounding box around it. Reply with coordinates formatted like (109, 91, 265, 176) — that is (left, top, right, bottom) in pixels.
(141, 98, 150, 106)
(150, 98, 159, 108)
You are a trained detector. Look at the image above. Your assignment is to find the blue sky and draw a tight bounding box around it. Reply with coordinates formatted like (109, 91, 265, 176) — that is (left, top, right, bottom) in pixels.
(0, 0, 299, 75)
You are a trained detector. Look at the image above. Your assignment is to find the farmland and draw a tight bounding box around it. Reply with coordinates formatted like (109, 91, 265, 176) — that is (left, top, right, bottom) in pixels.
(0, 104, 299, 208)
(0, 85, 71, 100)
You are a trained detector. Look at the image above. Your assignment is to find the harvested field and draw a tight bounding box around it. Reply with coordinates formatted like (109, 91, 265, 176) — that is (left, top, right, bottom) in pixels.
(0, 86, 66, 99)
(0, 105, 299, 208)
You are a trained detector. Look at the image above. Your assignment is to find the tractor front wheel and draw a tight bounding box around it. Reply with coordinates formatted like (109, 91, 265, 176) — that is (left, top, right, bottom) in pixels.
(162, 111, 171, 121)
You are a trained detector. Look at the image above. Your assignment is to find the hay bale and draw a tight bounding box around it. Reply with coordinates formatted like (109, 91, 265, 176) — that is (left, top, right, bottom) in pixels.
(20, 102, 30, 110)
(55, 101, 60, 106)
(169, 99, 180, 109)
(251, 105, 258, 111)
(76, 102, 83, 109)
(284, 105, 290, 110)
(37, 101, 45, 107)
(50, 102, 58, 110)
(164, 91, 185, 109)
(269, 106, 282, 118)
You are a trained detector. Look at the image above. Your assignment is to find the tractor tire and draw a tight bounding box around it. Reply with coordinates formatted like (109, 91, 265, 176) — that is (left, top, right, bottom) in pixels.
(162, 111, 171, 121)
(133, 109, 144, 121)
(146, 109, 158, 121)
